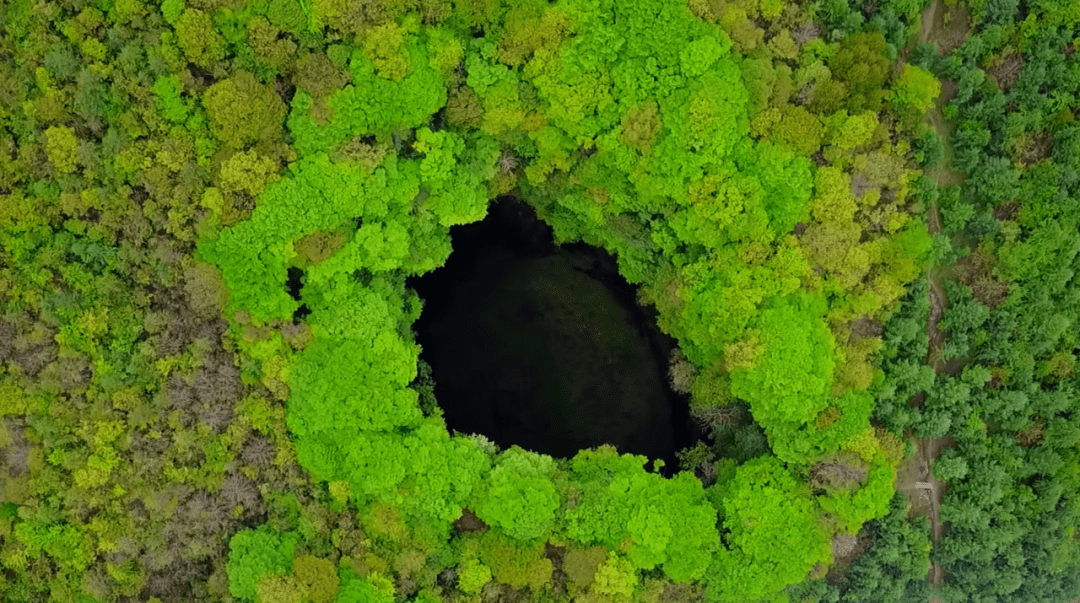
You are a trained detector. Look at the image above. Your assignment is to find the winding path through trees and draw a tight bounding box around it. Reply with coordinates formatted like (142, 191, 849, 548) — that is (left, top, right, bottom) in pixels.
(894, 0, 974, 594)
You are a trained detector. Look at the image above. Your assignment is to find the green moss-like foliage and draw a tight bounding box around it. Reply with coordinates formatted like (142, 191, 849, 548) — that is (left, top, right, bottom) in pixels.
(565, 447, 717, 582)
(293, 555, 340, 603)
(472, 447, 560, 542)
(228, 528, 299, 601)
(456, 558, 492, 594)
(730, 293, 835, 427)
(334, 573, 396, 603)
(704, 456, 832, 602)
(477, 531, 554, 590)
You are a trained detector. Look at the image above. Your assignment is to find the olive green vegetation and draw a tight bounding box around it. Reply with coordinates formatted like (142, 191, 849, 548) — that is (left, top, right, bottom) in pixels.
(0, 0, 1076, 602)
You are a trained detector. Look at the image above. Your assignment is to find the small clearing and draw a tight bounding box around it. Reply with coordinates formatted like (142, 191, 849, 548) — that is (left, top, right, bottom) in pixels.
(918, 0, 972, 55)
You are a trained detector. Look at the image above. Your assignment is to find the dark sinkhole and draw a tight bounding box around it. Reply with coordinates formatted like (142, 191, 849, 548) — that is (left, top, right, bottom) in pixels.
(286, 267, 311, 323)
(407, 198, 694, 471)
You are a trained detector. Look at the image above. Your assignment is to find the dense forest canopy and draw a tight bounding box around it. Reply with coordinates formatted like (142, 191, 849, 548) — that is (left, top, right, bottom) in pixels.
(0, 0, 1078, 602)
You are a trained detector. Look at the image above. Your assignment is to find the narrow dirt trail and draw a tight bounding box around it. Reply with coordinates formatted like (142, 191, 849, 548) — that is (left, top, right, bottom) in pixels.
(918, 0, 944, 44)
(919, 0, 970, 190)
(922, 182, 952, 590)
(894, 0, 974, 594)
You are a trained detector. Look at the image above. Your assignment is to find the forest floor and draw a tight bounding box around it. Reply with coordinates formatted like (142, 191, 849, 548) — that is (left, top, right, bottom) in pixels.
(894, 0, 974, 594)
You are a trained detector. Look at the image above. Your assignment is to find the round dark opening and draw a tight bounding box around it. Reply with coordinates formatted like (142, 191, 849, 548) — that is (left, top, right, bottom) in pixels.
(407, 197, 694, 472)
(286, 267, 311, 323)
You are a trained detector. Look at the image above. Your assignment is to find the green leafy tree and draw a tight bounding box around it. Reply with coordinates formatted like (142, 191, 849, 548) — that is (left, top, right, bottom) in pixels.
(246, 17, 298, 72)
(830, 111, 880, 151)
(817, 460, 896, 533)
(457, 558, 493, 594)
(363, 22, 411, 81)
(44, 126, 79, 174)
(203, 71, 287, 150)
(565, 447, 717, 582)
(592, 552, 638, 600)
(730, 293, 836, 429)
(620, 99, 664, 154)
(286, 38, 448, 157)
(152, 75, 191, 124)
(334, 573, 396, 603)
(890, 64, 941, 117)
(161, 0, 184, 24)
(292, 554, 340, 603)
(477, 531, 554, 590)
(414, 127, 494, 227)
(256, 574, 306, 603)
(174, 9, 225, 68)
(12, 520, 94, 573)
(818, 32, 890, 114)
(472, 447, 560, 542)
(563, 546, 609, 590)
(704, 456, 832, 603)
(228, 528, 299, 601)
(760, 104, 826, 156)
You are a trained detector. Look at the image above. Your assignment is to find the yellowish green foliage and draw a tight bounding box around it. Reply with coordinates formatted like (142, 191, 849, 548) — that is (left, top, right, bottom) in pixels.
(457, 557, 492, 594)
(246, 17, 299, 70)
(891, 64, 941, 116)
(292, 555, 340, 603)
(563, 546, 609, 589)
(256, 574, 306, 603)
(477, 531, 553, 590)
(754, 104, 825, 156)
(44, 126, 78, 174)
(620, 99, 663, 155)
(592, 553, 638, 600)
(203, 71, 287, 150)
(830, 111, 880, 151)
(218, 150, 282, 197)
(497, 1, 570, 67)
(364, 22, 411, 81)
(718, 5, 764, 52)
(175, 9, 225, 68)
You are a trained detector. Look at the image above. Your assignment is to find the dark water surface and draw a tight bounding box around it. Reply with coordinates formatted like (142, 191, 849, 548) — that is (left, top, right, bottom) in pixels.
(408, 198, 692, 469)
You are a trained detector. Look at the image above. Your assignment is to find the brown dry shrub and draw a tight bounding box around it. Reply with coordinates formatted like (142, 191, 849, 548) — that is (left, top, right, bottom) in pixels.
(810, 454, 870, 491)
(953, 247, 1009, 309)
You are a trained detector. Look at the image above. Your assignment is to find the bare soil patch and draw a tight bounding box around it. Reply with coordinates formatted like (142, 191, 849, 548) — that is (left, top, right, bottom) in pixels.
(895, 436, 933, 519)
(987, 51, 1024, 92)
(954, 247, 1010, 310)
(1018, 132, 1053, 166)
(927, 278, 947, 358)
(919, 0, 972, 55)
(993, 201, 1022, 221)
